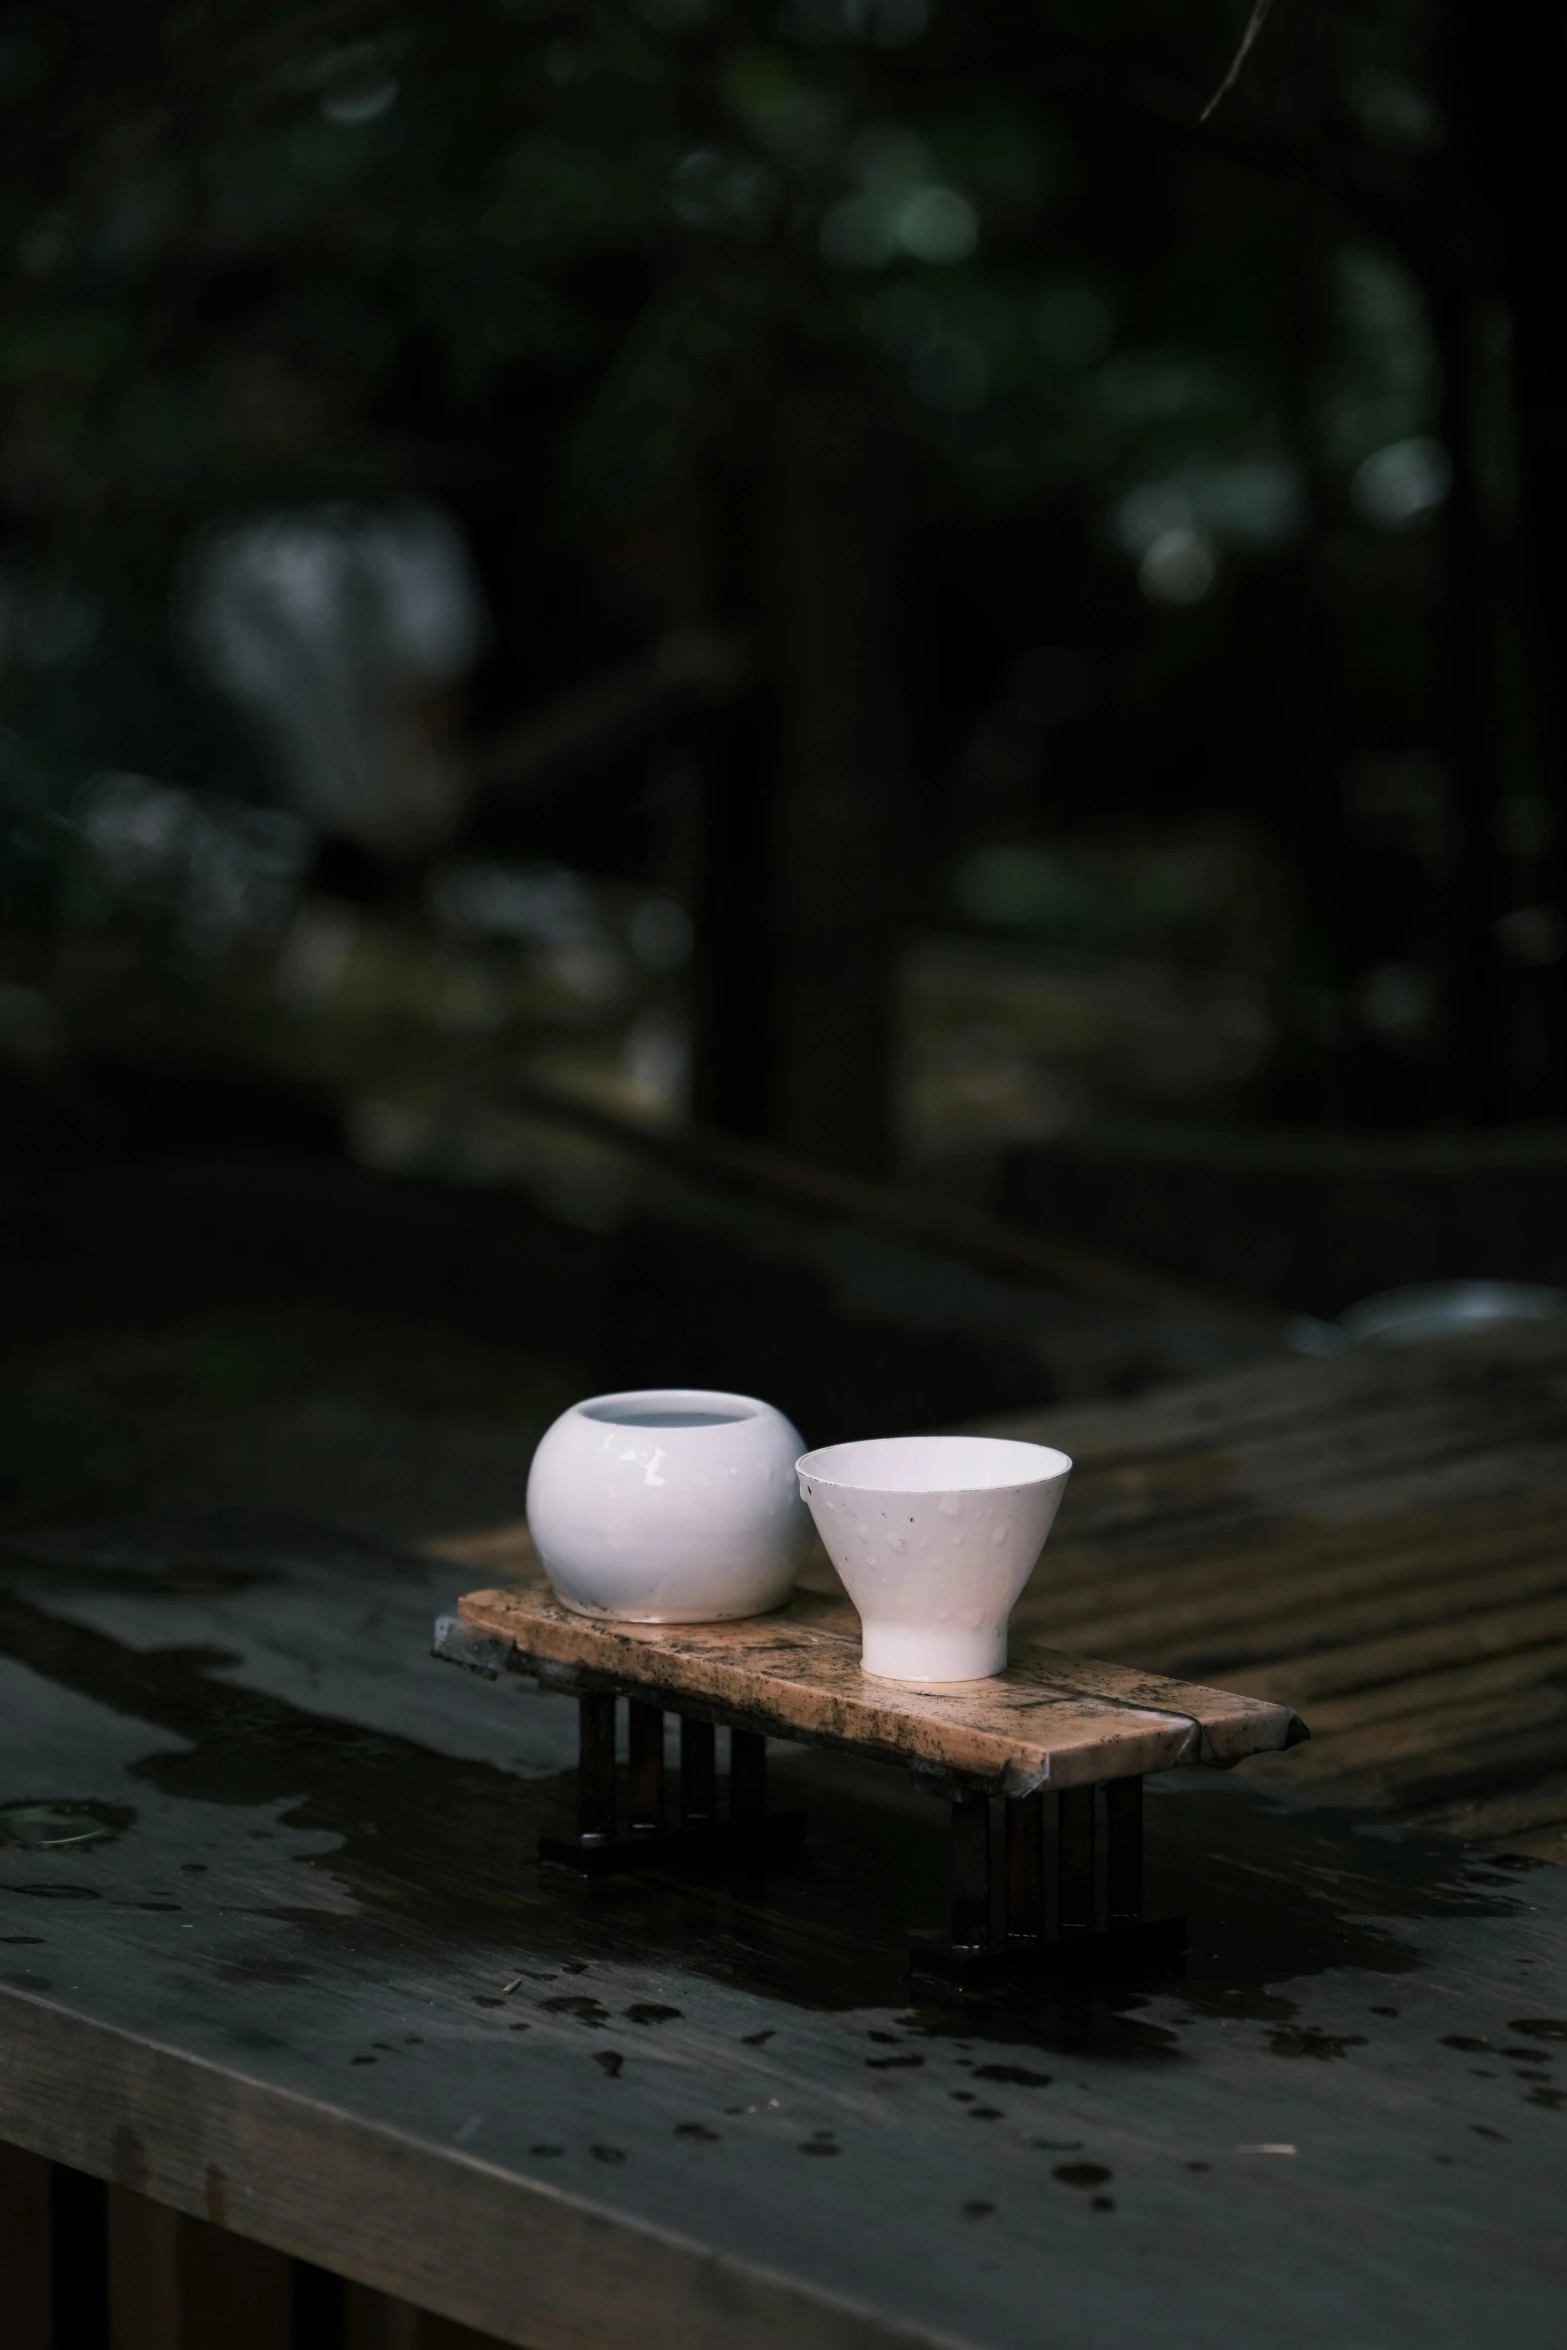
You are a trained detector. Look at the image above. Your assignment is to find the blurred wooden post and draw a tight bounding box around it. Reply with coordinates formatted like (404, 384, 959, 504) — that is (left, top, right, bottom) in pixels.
(108, 2187, 182, 2350)
(345, 2278, 425, 2348)
(1445, 1, 1567, 1110)
(96, 2203, 505, 2350)
(52, 2162, 109, 2349)
(760, 373, 909, 1174)
(294, 2258, 347, 2349)
(1428, 257, 1506, 1123)
(346, 2293, 516, 2350)
(179, 2211, 294, 2348)
(0, 2141, 52, 2350)
(690, 702, 778, 1141)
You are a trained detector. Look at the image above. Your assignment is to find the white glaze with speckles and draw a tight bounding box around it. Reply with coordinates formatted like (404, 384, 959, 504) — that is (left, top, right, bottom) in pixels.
(527, 1388, 812, 1622)
(795, 1433, 1072, 1682)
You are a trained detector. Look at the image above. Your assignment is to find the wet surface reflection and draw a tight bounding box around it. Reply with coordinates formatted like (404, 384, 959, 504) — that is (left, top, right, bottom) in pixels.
(0, 1537, 1542, 2060)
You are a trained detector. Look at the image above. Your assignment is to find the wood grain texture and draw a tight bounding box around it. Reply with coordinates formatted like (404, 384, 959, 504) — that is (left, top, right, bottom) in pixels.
(6, 1422, 1567, 2350)
(985, 1322, 1567, 1854)
(452, 1570, 1305, 1795)
(0, 1993, 961, 2350)
(439, 1323, 1567, 1849)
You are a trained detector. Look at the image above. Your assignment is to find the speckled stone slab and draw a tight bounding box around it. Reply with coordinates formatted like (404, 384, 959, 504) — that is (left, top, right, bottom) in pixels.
(449, 1554, 1306, 1797)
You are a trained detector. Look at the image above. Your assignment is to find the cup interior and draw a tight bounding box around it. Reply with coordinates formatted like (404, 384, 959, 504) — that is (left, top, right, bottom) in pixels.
(797, 1432, 1070, 1492)
(576, 1388, 762, 1430)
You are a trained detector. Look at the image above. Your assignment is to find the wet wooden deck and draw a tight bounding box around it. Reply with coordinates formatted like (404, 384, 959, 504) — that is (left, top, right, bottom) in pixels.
(989, 1318, 1567, 1857)
(446, 1318, 1567, 1856)
(1, 1321, 1564, 2346)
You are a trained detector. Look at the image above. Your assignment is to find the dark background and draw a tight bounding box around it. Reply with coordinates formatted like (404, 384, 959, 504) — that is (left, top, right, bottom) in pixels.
(3, 0, 1565, 1517)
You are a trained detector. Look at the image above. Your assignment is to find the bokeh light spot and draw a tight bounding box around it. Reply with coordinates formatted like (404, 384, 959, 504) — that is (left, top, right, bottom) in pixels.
(1138, 528, 1218, 606)
(897, 187, 978, 265)
(1352, 437, 1450, 529)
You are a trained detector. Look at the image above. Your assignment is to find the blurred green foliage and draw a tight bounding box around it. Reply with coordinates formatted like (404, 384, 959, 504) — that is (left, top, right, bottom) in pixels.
(0, 0, 1446, 592)
(10, 0, 1538, 1134)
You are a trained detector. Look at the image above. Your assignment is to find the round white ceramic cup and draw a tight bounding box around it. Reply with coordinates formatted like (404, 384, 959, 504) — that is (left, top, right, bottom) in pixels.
(527, 1387, 812, 1623)
(796, 1433, 1073, 1682)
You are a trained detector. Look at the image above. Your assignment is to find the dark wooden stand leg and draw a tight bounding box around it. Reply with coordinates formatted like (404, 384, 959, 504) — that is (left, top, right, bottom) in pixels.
(1004, 1791, 1045, 1942)
(910, 1774, 1184, 1993)
(1106, 1776, 1143, 1928)
(540, 1707, 804, 1878)
(578, 1693, 617, 1847)
(628, 1701, 665, 1836)
(951, 1791, 991, 1952)
(1057, 1784, 1097, 1937)
(680, 1717, 717, 1826)
(730, 1728, 767, 1822)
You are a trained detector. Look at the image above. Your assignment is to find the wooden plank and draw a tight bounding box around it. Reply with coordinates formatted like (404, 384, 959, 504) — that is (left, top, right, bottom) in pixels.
(1022, 1492, 1567, 1637)
(452, 1573, 1305, 1795)
(1011, 1421, 1567, 1562)
(439, 1461, 1566, 1702)
(1021, 1526, 1564, 1670)
(1240, 1592, 1567, 1708)
(1046, 1430, 1567, 1556)
(1088, 1540, 1567, 1684)
(982, 1319, 1567, 1481)
(971, 1329, 1567, 1842)
(0, 2140, 52, 2350)
(1476, 1817, 1567, 1862)
(0, 1992, 963, 2350)
(1359, 1718, 1567, 1818)
(1277, 1682, 1567, 1785)
(437, 1352, 1567, 1579)
(1283, 1639, 1567, 1737)
(1424, 1772, 1567, 1842)
(9, 1473, 1567, 2347)
(6, 1318, 1567, 2350)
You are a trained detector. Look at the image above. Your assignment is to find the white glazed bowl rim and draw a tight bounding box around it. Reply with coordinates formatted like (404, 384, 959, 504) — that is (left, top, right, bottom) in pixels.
(796, 1432, 1071, 1493)
(564, 1386, 778, 1428)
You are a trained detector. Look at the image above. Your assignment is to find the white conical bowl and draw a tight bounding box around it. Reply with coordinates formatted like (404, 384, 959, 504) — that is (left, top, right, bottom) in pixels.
(796, 1433, 1072, 1682)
